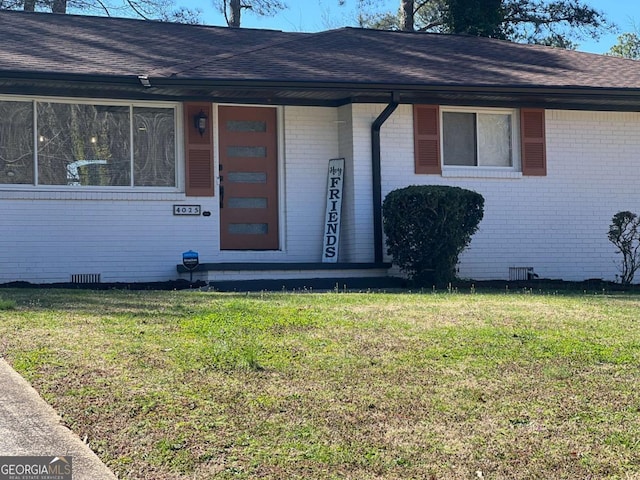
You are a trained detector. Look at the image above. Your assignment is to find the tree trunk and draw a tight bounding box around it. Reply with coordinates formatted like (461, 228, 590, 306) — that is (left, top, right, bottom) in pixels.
(23, 0, 36, 11)
(400, 0, 414, 31)
(228, 0, 241, 27)
(51, 0, 67, 13)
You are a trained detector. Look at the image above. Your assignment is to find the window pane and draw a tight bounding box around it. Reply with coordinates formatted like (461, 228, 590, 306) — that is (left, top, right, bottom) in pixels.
(227, 197, 268, 208)
(226, 120, 266, 132)
(133, 107, 175, 187)
(37, 103, 130, 186)
(228, 172, 267, 183)
(478, 114, 512, 167)
(227, 146, 266, 158)
(443, 112, 476, 166)
(229, 223, 268, 235)
(0, 101, 33, 184)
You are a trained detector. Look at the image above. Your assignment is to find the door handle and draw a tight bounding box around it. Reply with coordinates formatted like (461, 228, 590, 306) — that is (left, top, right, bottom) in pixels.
(219, 184, 224, 209)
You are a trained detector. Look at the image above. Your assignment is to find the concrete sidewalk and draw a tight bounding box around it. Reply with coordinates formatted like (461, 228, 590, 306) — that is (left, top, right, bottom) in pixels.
(0, 359, 117, 479)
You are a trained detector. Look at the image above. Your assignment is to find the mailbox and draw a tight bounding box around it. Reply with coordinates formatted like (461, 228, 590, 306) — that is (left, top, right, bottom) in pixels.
(182, 250, 199, 271)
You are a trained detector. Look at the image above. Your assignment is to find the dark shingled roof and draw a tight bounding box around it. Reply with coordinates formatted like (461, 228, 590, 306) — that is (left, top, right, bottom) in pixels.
(2, 9, 640, 109)
(172, 27, 640, 89)
(0, 10, 305, 76)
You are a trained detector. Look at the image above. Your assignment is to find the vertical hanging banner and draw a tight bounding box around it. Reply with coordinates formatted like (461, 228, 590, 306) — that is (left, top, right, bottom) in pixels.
(322, 158, 345, 263)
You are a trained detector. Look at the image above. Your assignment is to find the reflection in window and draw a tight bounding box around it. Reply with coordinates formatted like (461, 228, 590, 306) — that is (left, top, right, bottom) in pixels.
(0, 99, 177, 188)
(0, 101, 33, 184)
(134, 107, 175, 186)
(37, 103, 130, 186)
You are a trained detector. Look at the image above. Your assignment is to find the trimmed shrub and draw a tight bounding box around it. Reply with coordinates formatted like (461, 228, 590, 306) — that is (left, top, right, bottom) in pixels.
(383, 185, 484, 286)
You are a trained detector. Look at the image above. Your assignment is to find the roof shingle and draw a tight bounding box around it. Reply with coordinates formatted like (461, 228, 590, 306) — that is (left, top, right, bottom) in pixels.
(2, 9, 640, 108)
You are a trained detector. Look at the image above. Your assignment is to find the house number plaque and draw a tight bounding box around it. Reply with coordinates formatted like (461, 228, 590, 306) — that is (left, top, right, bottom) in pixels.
(173, 205, 201, 215)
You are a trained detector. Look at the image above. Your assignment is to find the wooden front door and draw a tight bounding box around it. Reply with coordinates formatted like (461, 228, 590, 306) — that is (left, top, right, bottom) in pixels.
(219, 106, 278, 250)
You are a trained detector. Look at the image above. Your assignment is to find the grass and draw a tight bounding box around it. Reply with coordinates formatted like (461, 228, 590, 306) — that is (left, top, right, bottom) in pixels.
(1, 288, 640, 479)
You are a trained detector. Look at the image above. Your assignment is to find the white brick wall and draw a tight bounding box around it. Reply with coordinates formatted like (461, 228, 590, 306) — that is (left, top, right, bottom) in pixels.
(0, 192, 218, 283)
(376, 106, 640, 281)
(281, 106, 340, 261)
(2, 103, 638, 283)
(349, 104, 380, 262)
(0, 105, 342, 283)
(337, 105, 356, 261)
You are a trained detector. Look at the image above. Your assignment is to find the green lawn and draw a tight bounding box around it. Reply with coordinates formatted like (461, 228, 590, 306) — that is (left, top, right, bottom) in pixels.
(0, 288, 639, 479)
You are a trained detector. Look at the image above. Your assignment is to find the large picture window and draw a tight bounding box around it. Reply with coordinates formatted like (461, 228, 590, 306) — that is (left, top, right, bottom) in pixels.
(0, 98, 177, 188)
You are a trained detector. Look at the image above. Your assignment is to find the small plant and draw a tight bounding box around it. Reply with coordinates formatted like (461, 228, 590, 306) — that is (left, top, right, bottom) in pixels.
(383, 185, 484, 286)
(0, 298, 16, 310)
(608, 211, 640, 284)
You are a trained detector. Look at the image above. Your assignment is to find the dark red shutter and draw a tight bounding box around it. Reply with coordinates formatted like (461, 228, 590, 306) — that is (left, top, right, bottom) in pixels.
(521, 109, 547, 176)
(184, 102, 214, 196)
(413, 105, 441, 174)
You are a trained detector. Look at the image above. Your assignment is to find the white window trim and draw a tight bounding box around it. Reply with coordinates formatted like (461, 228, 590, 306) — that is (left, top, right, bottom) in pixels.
(440, 106, 521, 176)
(0, 94, 184, 194)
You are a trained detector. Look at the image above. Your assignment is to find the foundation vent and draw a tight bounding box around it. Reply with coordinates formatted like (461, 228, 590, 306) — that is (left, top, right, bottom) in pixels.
(70, 273, 102, 284)
(509, 267, 535, 281)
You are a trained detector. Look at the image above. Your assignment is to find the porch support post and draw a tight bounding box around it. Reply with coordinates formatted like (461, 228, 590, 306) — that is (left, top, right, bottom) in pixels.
(371, 93, 399, 263)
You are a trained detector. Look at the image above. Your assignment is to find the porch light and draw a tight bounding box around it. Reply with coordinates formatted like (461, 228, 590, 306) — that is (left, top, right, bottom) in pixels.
(194, 110, 207, 136)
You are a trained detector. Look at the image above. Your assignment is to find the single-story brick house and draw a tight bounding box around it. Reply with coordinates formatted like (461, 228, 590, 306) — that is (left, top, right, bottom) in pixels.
(2, 9, 640, 285)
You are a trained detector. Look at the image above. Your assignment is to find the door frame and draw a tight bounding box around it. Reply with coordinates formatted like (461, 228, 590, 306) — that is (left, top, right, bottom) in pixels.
(214, 103, 286, 254)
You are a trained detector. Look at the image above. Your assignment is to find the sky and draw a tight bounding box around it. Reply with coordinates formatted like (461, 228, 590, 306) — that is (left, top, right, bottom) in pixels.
(178, 0, 640, 55)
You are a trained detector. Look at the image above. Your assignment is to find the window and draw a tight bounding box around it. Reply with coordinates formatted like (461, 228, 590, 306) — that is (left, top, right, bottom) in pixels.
(413, 105, 546, 176)
(133, 107, 176, 187)
(442, 108, 515, 168)
(0, 98, 177, 188)
(0, 100, 33, 184)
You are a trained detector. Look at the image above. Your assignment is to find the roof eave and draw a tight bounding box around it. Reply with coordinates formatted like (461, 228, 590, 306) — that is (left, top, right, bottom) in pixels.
(2, 72, 640, 111)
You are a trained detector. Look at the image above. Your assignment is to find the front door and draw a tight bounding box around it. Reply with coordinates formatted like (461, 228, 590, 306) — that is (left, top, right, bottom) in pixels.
(218, 106, 278, 250)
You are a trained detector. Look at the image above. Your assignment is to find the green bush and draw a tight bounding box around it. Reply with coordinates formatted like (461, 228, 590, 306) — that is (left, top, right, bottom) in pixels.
(608, 211, 640, 284)
(383, 185, 484, 286)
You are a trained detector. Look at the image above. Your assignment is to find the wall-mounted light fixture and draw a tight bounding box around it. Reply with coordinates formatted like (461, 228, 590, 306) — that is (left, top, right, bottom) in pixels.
(194, 110, 207, 136)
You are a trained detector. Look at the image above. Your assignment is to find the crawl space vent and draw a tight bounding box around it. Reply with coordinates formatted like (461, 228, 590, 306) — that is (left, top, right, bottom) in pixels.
(509, 267, 534, 281)
(70, 273, 102, 284)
